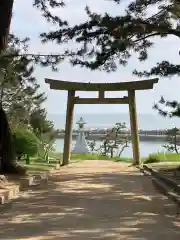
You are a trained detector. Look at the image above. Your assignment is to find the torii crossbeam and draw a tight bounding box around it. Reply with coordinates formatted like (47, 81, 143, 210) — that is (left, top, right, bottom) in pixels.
(45, 78, 159, 166)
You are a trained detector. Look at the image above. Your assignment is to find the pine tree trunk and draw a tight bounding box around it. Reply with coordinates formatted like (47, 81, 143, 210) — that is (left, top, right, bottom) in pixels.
(0, 0, 14, 50)
(0, 0, 14, 173)
(0, 108, 26, 174)
(0, 108, 15, 170)
(0, 0, 26, 174)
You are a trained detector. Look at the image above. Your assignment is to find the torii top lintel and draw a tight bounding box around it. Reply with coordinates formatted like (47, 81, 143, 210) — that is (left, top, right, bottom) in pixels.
(45, 78, 158, 91)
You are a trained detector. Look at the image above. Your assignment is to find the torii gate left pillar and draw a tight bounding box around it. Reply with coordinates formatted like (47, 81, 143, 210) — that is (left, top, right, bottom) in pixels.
(45, 78, 159, 166)
(62, 90, 75, 165)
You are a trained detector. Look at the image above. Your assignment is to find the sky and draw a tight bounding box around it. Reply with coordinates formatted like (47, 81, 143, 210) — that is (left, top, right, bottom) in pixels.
(11, 0, 180, 115)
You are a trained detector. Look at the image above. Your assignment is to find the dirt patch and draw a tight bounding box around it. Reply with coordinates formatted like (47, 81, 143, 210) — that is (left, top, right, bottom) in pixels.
(0, 160, 179, 240)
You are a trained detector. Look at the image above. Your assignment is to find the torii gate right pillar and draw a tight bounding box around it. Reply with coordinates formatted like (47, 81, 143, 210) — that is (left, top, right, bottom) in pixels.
(128, 90, 140, 165)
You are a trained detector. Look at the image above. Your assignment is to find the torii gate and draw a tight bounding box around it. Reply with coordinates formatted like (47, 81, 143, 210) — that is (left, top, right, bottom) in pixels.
(45, 78, 159, 166)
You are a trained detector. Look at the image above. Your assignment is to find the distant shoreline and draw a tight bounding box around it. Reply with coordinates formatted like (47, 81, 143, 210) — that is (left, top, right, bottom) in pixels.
(56, 130, 171, 142)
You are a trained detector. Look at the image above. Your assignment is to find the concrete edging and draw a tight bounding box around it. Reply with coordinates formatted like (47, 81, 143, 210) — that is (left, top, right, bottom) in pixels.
(139, 164, 180, 208)
(0, 164, 60, 205)
(143, 165, 180, 194)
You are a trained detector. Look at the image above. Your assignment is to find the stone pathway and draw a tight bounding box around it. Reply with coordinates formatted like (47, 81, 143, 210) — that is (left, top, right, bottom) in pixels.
(0, 160, 180, 240)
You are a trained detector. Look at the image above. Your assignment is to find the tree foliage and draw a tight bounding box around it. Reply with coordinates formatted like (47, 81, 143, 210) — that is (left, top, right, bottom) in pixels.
(39, 0, 180, 117)
(30, 108, 58, 162)
(13, 128, 40, 160)
(0, 34, 47, 125)
(30, 108, 54, 135)
(0, 33, 57, 171)
(88, 122, 129, 158)
(0, 0, 61, 173)
(33, 0, 66, 25)
(163, 127, 180, 153)
(40, 0, 180, 72)
(153, 97, 180, 118)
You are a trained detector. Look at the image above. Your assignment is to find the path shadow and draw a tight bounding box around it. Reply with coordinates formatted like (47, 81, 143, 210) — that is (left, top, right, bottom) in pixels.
(0, 167, 179, 240)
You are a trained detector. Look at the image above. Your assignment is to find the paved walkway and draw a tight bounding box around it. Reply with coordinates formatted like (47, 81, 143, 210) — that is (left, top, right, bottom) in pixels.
(0, 160, 180, 240)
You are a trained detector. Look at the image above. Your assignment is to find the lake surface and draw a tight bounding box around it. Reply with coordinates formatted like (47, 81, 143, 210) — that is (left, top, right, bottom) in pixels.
(50, 113, 178, 157)
(54, 139, 165, 158)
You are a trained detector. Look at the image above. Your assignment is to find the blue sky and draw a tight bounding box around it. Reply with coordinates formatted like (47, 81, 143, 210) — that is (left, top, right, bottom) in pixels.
(11, 0, 180, 115)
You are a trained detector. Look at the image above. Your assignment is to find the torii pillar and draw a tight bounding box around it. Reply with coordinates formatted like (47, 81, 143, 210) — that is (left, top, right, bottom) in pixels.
(128, 90, 140, 165)
(62, 90, 75, 165)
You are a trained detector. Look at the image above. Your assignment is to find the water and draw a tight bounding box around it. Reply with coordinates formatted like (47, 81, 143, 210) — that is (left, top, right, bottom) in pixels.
(49, 113, 177, 157)
(54, 139, 165, 158)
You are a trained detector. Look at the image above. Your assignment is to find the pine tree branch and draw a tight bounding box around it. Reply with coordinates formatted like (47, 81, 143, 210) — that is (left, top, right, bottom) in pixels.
(33, 0, 67, 26)
(133, 61, 180, 77)
(38, 0, 179, 71)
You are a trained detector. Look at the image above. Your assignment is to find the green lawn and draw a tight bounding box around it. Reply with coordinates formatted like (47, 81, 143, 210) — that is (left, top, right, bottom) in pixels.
(49, 151, 180, 164)
(143, 152, 180, 164)
(146, 162, 180, 170)
(20, 160, 58, 173)
(49, 152, 132, 162)
(22, 152, 180, 173)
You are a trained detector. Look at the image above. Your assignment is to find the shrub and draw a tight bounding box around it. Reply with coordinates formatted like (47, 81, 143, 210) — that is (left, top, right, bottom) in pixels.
(13, 128, 40, 161)
(144, 153, 161, 164)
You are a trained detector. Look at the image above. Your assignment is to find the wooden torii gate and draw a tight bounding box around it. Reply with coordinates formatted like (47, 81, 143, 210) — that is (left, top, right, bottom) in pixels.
(45, 78, 159, 166)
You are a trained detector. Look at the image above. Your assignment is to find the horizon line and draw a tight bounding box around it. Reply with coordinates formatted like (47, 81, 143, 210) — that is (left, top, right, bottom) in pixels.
(47, 112, 158, 116)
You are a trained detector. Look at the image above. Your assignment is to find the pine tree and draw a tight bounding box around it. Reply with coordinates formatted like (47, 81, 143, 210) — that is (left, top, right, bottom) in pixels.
(40, 0, 180, 115)
(0, 0, 63, 173)
(0, 34, 47, 173)
(40, 0, 180, 70)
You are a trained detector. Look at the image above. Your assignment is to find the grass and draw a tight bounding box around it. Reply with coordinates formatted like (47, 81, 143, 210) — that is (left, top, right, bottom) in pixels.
(143, 152, 180, 164)
(49, 152, 132, 162)
(111, 156, 133, 162)
(19, 153, 132, 174)
(19, 159, 58, 173)
(70, 153, 110, 160)
(142, 152, 180, 172)
(22, 151, 180, 172)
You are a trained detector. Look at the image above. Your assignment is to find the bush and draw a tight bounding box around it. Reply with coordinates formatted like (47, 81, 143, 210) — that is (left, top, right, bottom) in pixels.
(144, 153, 161, 164)
(13, 128, 40, 161)
(144, 152, 180, 164)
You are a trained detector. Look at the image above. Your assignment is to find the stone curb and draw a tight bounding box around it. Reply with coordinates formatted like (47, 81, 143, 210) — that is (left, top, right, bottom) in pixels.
(0, 164, 60, 206)
(151, 177, 180, 207)
(139, 165, 180, 208)
(143, 165, 180, 194)
(0, 185, 20, 204)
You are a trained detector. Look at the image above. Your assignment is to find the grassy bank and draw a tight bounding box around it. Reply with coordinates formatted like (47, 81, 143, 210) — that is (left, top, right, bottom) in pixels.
(19, 159, 58, 173)
(20, 152, 180, 172)
(18, 153, 132, 174)
(143, 152, 180, 172)
(50, 151, 180, 164)
(49, 152, 132, 163)
(143, 152, 180, 164)
(70, 153, 132, 162)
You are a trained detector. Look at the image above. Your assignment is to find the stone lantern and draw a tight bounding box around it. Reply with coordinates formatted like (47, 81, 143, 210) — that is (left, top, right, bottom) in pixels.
(77, 117, 86, 130)
(72, 117, 89, 154)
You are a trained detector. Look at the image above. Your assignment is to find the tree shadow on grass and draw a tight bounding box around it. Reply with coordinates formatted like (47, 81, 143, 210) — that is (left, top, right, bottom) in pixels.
(0, 166, 179, 240)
